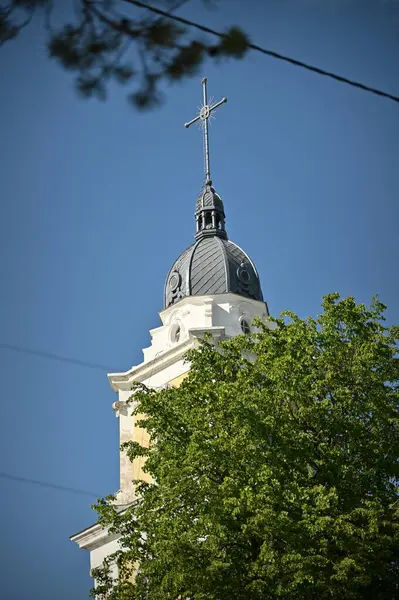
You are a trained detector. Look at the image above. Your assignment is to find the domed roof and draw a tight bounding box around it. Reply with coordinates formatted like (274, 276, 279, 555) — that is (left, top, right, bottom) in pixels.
(164, 78, 265, 309)
(164, 235, 263, 308)
(196, 185, 225, 215)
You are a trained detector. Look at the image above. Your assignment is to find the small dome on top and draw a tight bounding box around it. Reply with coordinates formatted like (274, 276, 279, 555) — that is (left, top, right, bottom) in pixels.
(194, 180, 227, 242)
(196, 182, 225, 215)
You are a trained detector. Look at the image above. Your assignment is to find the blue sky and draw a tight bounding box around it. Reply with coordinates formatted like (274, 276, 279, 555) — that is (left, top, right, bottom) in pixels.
(0, 0, 398, 598)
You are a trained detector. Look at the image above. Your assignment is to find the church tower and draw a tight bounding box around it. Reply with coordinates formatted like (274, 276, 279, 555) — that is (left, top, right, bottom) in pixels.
(70, 78, 269, 584)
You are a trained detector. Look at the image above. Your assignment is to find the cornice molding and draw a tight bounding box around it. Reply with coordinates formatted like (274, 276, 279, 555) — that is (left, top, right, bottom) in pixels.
(108, 326, 226, 393)
(108, 337, 194, 393)
(70, 523, 120, 551)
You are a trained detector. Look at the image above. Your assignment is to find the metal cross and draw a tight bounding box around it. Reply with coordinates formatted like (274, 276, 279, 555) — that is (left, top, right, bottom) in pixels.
(184, 77, 227, 185)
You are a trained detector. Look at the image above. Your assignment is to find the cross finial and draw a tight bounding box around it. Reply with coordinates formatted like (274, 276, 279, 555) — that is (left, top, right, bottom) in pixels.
(184, 78, 227, 185)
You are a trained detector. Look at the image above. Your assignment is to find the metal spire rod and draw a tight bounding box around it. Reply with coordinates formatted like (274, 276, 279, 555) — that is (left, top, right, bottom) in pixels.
(184, 78, 227, 184)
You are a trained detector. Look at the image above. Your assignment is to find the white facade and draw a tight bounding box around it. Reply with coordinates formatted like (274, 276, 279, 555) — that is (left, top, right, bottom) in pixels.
(70, 292, 269, 582)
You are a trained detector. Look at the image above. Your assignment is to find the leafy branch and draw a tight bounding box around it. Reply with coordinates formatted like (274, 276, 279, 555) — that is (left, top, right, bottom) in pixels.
(0, 0, 250, 108)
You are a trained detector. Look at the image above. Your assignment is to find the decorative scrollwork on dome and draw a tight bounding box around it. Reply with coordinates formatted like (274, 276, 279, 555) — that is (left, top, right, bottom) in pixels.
(235, 259, 261, 300)
(169, 271, 181, 292)
(237, 262, 252, 285)
(167, 270, 183, 305)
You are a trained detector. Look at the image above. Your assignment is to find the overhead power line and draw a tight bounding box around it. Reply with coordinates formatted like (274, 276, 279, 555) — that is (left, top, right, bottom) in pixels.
(0, 471, 101, 498)
(129, 0, 399, 104)
(0, 342, 118, 372)
(0, 470, 133, 510)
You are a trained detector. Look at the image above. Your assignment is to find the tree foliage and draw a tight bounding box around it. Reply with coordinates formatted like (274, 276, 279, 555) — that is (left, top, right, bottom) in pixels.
(92, 293, 399, 599)
(0, 0, 249, 108)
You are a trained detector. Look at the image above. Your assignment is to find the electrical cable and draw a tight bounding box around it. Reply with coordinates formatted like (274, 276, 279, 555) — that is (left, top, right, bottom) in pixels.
(128, 0, 399, 104)
(0, 342, 118, 372)
(0, 470, 102, 498)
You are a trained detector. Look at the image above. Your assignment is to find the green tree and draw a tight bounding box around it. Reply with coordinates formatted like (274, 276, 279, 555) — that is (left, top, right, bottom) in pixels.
(0, 0, 249, 108)
(93, 293, 399, 599)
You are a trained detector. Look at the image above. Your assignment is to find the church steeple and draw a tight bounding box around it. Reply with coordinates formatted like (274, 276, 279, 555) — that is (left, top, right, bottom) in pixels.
(184, 77, 228, 241)
(70, 77, 269, 593)
(164, 77, 264, 309)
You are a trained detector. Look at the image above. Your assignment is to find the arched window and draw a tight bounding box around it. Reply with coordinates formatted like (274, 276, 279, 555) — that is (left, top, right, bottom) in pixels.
(204, 213, 212, 228)
(240, 319, 250, 334)
(170, 323, 182, 343)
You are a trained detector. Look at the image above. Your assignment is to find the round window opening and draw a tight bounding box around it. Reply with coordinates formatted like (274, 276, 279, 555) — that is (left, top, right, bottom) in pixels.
(240, 319, 250, 334)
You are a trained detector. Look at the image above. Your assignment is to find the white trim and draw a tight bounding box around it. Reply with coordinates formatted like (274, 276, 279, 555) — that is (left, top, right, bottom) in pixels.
(160, 293, 265, 323)
(108, 326, 225, 393)
(70, 523, 120, 551)
(108, 339, 194, 392)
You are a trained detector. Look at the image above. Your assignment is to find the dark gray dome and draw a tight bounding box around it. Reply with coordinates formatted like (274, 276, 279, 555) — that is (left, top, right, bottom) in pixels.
(196, 186, 225, 215)
(164, 178, 264, 309)
(164, 236, 263, 308)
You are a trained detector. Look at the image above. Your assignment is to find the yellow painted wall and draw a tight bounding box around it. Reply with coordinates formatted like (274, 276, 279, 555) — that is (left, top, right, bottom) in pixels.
(131, 370, 189, 487)
(168, 371, 189, 388)
(132, 412, 152, 485)
(120, 370, 190, 589)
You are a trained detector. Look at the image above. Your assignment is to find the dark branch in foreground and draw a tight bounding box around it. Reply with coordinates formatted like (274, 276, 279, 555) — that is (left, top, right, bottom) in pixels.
(0, 0, 249, 109)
